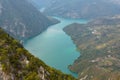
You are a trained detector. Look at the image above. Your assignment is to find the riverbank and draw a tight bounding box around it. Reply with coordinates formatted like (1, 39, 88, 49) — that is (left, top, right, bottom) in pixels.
(23, 17, 87, 77)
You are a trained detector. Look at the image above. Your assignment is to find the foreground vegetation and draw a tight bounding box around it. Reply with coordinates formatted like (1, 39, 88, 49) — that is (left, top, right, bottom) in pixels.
(64, 15, 120, 80)
(0, 28, 76, 80)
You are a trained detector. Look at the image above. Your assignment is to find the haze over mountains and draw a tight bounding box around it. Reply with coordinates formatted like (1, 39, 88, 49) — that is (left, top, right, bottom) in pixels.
(1, 0, 120, 80)
(32, 0, 120, 19)
(0, 0, 58, 40)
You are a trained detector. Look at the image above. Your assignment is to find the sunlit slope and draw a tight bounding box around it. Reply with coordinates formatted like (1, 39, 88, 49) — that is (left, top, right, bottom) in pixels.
(64, 16, 120, 80)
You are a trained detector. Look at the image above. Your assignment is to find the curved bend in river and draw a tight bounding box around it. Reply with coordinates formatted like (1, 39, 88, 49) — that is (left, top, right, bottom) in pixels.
(23, 17, 87, 77)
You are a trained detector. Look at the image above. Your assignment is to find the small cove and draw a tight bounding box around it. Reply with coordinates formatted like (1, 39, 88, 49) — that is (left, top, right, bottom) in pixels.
(23, 17, 87, 77)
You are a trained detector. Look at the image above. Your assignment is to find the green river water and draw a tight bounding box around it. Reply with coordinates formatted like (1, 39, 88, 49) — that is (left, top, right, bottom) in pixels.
(24, 17, 87, 77)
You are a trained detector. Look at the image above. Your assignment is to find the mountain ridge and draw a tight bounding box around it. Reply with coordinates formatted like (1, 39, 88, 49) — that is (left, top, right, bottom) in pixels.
(31, 0, 120, 19)
(0, 0, 59, 40)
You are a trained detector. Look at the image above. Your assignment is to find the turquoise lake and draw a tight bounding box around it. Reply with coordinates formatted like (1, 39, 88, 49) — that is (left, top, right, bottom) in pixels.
(23, 17, 87, 77)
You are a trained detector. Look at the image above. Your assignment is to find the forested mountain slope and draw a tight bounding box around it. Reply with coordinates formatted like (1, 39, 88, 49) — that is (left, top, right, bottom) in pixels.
(0, 28, 76, 80)
(64, 16, 120, 80)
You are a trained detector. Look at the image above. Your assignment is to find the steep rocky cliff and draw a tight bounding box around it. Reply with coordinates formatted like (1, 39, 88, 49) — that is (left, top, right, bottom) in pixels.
(0, 0, 58, 40)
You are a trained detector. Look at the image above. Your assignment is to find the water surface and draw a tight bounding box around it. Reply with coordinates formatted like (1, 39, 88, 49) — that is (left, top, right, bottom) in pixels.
(24, 17, 87, 77)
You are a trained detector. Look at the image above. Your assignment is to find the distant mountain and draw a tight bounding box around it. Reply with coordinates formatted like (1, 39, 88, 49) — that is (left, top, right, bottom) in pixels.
(64, 16, 120, 80)
(30, 0, 52, 9)
(0, 28, 76, 80)
(31, 0, 120, 19)
(109, 0, 120, 4)
(0, 0, 59, 40)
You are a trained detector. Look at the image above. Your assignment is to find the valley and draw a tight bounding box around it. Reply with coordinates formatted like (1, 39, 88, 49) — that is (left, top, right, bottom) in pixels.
(0, 0, 120, 80)
(23, 16, 87, 78)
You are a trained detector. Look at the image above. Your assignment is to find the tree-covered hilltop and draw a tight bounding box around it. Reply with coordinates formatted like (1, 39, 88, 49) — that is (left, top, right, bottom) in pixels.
(0, 28, 76, 80)
(0, 0, 59, 40)
(63, 16, 120, 80)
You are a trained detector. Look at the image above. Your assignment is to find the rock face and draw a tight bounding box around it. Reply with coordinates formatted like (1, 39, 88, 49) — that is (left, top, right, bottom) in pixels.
(0, 0, 58, 40)
(0, 28, 76, 80)
(64, 16, 120, 80)
(31, 0, 120, 19)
